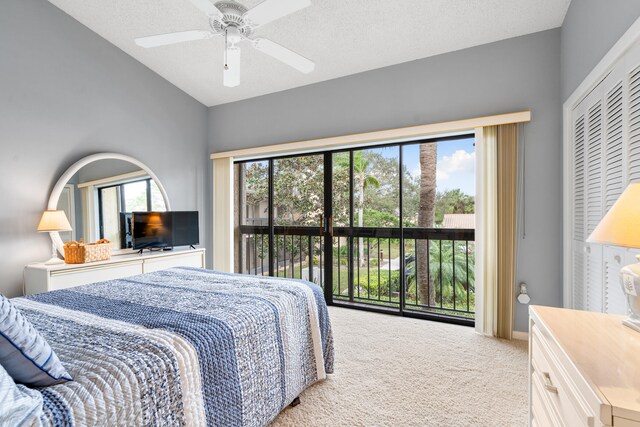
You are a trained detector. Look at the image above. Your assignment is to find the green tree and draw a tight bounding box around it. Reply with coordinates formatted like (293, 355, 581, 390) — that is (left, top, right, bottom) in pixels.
(401, 165, 420, 227)
(332, 152, 351, 226)
(434, 189, 475, 225)
(336, 151, 380, 265)
(362, 209, 399, 228)
(243, 157, 326, 227)
(244, 161, 269, 222)
(335, 150, 403, 229)
(273, 155, 324, 226)
(406, 241, 475, 304)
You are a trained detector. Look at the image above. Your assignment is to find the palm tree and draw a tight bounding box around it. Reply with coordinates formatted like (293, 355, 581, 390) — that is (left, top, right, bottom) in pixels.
(336, 152, 380, 265)
(416, 143, 437, 306)
(405, 241, 475, 305)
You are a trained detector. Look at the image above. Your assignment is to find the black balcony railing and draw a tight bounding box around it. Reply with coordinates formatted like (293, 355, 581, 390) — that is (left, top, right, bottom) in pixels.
(238, 224, 475, 320)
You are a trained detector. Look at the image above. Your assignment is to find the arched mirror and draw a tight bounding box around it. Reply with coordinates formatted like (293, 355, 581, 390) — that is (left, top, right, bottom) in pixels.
(48, 153, 171, 257)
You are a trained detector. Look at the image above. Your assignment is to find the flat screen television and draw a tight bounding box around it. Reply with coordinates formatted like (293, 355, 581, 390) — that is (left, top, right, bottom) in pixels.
(119, 212, 133, 249)
(132, 211, 199, 250)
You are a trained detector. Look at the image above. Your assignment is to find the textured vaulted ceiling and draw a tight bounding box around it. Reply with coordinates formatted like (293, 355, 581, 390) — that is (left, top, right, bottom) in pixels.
(47, 0, 571, 106)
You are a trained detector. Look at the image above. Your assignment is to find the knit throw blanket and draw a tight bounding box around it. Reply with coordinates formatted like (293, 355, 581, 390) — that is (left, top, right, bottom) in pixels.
(14, 267, 334, 427)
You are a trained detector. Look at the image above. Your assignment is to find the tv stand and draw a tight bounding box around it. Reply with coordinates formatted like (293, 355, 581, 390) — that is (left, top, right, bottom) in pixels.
(137, 246, 196, 253)
(137, 248, 166, 254)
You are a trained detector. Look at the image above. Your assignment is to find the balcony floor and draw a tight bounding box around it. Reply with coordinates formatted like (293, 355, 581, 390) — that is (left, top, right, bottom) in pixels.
(272, 306, 527, 426)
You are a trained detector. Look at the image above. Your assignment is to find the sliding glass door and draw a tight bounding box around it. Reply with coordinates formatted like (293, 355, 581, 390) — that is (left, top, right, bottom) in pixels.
(401, 141, 476, 320)
(236, 155, 328, 288)
(331, 146, 402, 308)
(273, 154, 326, 285)
(235, 134, 476, 325)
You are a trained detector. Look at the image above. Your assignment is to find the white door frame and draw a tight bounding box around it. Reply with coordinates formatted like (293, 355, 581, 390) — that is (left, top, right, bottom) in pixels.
(562, 16, 640, 308)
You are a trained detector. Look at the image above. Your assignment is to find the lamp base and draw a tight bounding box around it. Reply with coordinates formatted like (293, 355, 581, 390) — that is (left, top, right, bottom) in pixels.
(623, 317, 640, 333)
(43, 238, 64, 265)
(619, 262, 640, 334)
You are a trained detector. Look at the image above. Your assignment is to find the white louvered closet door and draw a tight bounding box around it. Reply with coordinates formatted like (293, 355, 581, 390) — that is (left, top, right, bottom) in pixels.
(602, 65, 627, 314)
(627, 44, 640, 183)
(572, 102, 587, 310)
(603, 69, 625, 211)
(584, 87, 605, 313)
(570, 41, 640, 314)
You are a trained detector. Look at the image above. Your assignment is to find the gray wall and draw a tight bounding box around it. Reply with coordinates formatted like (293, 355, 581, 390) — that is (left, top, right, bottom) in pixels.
(0, 0, 210, 297)
(561, 0, 640, 101)
(76, 159, 141, 183)
(209, 29, 563, 332)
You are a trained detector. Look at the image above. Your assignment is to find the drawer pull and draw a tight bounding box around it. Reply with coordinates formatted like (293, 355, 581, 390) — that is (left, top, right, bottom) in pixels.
(542, 372, 558, 394)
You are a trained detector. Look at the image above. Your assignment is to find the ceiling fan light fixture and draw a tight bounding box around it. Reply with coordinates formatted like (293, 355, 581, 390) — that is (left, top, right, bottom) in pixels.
(223, 46, 241, 87)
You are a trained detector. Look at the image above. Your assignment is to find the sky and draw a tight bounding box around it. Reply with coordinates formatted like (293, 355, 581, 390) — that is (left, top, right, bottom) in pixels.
(374, 137, 476, 196)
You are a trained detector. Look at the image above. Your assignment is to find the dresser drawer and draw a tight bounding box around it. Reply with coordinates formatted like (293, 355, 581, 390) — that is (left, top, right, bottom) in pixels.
(532, 368, 563, 427)
(143, 252, 204, 273)
(49, 261, 143, 290)
(613, 417, 640, 427)
(531, 325, 596, 427)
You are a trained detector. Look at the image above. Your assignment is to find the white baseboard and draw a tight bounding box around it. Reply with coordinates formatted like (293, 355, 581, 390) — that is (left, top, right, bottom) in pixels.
(512, 330, 529, 341)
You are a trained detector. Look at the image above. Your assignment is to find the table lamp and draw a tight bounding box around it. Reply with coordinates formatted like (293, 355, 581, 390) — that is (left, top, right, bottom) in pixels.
(37, 210, 72, 265)
(587, 183, 640, 332)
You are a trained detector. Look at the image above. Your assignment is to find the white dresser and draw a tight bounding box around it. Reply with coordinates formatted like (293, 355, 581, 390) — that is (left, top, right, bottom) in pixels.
(24, 248, 206, 295)
(529, 306, 640, 427)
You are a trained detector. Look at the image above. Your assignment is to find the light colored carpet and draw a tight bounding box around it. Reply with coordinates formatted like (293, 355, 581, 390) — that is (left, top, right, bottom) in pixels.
(271, 307, 528, 427)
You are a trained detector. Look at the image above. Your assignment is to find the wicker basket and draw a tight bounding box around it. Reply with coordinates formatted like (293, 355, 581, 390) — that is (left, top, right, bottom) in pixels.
(64, 239, 111, 264)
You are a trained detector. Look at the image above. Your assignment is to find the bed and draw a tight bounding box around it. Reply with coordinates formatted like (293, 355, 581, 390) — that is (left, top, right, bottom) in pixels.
(12, 267, 334, 427)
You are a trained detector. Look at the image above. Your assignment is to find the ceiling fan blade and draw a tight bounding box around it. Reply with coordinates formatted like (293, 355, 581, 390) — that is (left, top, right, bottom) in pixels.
(252, 38, 314, 73)
(135, 30, 214, 48)
(224, 47, 241, 87)
(243, 0, 311, 27)
(188, 0, 224, 19)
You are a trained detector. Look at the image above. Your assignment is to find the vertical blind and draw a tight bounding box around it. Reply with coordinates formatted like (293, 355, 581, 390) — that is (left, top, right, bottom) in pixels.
(478, 123, 519, 339)
(496, 124, 518, 340)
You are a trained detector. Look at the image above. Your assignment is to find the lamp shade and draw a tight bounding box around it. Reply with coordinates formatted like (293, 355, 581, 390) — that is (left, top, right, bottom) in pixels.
(587, 183, 640, 248)
(37, 210, 72, 232)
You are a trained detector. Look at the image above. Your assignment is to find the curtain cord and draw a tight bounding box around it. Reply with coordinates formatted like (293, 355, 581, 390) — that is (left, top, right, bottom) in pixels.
(519, 123, 526, 240)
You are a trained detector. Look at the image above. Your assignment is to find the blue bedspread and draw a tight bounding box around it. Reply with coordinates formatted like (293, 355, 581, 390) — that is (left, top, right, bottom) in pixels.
(13, 267, 334, 427)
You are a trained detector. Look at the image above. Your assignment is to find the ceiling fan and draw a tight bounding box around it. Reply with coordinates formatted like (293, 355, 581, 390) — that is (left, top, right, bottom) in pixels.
(135, 0, 314, 87)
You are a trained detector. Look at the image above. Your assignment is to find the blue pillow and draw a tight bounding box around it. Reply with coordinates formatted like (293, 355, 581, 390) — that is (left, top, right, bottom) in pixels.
(0, 362, 44, 425)
(0, 294, 71, 386)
